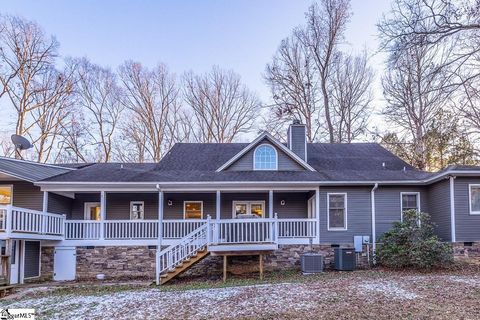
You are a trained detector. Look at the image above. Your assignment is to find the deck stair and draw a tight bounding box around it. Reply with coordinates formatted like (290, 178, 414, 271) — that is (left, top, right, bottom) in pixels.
(158, 223, 210, 285)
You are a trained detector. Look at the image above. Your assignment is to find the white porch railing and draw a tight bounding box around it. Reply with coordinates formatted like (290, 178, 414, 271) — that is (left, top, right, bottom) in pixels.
(278, 219, 317, 238)
(163, 220, 206, 239)
(105, 220, 158, 240)
(0, 205, 65, 236)
(210, 218, 278, 244)
(64, 220, 101, 240)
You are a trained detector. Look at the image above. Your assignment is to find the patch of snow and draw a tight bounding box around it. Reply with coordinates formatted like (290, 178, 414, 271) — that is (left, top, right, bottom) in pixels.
(3, 283, 321, 320)
(447, 276, 480, 286)
(358, 281, 418, 300)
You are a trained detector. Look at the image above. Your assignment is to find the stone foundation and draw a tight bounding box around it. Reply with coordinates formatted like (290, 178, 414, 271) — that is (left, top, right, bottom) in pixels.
(453, 242, 480, 262)
(179, 244, 370, 280)
(76, 246, 157, 280)
(40, 246, 54, 281)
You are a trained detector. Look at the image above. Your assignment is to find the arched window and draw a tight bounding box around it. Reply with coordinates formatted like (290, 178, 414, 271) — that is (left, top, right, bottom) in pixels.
(254, 144, 277, 170)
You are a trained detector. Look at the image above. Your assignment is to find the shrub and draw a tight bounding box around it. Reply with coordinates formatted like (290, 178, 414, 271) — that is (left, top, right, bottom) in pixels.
(377, 209, 453, 269)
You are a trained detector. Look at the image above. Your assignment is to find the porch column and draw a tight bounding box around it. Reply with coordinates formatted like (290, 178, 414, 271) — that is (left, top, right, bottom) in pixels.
(450, 176, 456, 242)
(42, 191, 49, 212)
(156, 190, 164, 285)
(268, 190, 274, 218)
(315, 187, 320, 244)
(216, 191, 221, 221)
(100, 191, 106, 240)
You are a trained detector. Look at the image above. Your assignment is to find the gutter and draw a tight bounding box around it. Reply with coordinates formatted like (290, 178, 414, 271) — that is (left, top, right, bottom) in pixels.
(449, 176, 456, 242)
(371, 183, 379, 264)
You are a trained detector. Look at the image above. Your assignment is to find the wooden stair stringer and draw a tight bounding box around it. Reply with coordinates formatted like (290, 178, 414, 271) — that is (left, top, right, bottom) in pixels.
(160, 249, 210, 285)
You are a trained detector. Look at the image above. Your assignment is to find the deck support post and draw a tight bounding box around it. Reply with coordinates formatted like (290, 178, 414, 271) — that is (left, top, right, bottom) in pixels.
(100, 191, 106, 240)
(156, 189, 164, 286)
(223, 255, 227, 283)
(268, 190, 273, 218)
(259, 254, 264, 280)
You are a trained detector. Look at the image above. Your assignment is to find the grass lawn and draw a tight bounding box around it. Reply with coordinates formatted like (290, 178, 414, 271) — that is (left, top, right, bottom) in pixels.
(3, 266, 480, 319)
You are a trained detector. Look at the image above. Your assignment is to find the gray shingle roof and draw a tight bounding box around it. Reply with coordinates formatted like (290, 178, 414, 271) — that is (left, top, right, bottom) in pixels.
(41, 143, 433, 183)
(0, 157, 74, 182)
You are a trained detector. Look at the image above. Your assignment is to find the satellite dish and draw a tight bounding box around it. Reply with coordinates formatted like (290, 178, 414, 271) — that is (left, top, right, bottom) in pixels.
(11, 134, 33, 151)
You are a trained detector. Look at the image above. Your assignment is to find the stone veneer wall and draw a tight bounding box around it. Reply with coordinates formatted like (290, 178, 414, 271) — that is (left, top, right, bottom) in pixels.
(453, 242, 480, 261)
(40, 244, 371, 282)
(180, 244, 370, 280)
(38, 246, 54, 282)
(76, 246, 157, 280)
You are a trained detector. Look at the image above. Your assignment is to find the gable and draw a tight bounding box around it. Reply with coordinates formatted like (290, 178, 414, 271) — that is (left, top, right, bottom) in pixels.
(224, 138, 306, 171)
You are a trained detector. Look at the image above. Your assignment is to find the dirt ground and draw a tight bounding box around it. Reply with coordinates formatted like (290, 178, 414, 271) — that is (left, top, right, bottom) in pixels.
(2, 268, 480, 319)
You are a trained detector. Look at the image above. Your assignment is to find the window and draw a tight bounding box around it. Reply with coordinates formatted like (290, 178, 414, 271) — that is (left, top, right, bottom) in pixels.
(130, 201, 145, 220)
(469, 185, 480, 214)
(84, 202, 101, 220)
(328, 193, 347, 231)
(0, 185, 12, 205)
(184, 201, 203, 219)
(233, 201, 265, 218)
(254, 144, 277, 170)
(401, 192, 420, 219)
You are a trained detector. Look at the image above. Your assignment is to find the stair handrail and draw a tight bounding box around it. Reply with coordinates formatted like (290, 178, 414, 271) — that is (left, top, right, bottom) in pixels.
(158, 222, 209, 274)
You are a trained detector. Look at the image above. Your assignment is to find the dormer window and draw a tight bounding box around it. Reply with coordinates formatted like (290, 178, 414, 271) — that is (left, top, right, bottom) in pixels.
(254, 144, 277, 170)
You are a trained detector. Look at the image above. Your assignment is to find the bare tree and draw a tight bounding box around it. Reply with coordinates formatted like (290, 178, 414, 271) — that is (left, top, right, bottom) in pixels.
(119, 61, 186, 162)
(382, 42, 455, 170)
(265, 35, 320, 142)
(27, 65, 75, 163)
(330, 51, 374, 142)
(265, 1, 364, 143)
(72, 58, 124, 162)
(183, 66, 260, 143)
(0, 15, 60, 159)
(297, 0, 351, 143)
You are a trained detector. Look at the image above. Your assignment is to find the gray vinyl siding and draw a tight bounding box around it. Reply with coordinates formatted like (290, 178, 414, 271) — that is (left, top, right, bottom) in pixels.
(375, 186, 429, 239)
(106, 193, 158, 220)
(427, 180, 451, 241)
(454, 177, 480, 242)
(70, 193, 100, 219)
(24, 241, 40, 278)
(226, 138, 305, 171)
(273, 192, 309, 218)
(163, 193, 216, 219)
(3, 181, 44, 211)
(47, 193, 73, 215)
(319, 187, 371, 244)
(288, 125, 306, 161)
(220, 192, 270, 218)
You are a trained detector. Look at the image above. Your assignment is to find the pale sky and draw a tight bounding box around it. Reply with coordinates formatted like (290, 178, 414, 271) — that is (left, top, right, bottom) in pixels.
(0, 0, 392, 140)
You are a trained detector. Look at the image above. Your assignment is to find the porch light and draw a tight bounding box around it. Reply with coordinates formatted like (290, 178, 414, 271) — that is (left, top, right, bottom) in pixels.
(280, 200, 286, 206)
(167, 200, 173, 206)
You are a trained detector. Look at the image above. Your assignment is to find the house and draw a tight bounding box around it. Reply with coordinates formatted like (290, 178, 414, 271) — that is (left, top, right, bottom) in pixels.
(0, 121, 479, 285)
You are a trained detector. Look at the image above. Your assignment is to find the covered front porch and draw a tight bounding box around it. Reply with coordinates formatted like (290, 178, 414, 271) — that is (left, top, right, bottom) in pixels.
(60, 189, 320, 246)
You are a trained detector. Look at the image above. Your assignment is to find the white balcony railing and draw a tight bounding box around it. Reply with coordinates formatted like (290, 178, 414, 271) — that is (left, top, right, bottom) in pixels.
(278, 218, 317, 238)
(0, 205, 65, 237)
(210, 218, 278, 244)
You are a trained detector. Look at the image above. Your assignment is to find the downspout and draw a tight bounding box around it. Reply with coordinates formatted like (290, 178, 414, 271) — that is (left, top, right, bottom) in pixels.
(449, 176, 456, 243)
(155, 184, 163, 285)
(371, 183, 379, 264)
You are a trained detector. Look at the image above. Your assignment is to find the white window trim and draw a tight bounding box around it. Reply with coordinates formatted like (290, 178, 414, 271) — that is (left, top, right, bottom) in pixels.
(253, 144, 278, 171)
(84, 202, 101, 220)
(130, 201, 145, 220)
(232, 201, 266, 218)
(183, 201, 204, 219)
(400, 192, 421, 221)
(327, 193, 347, 231)
(469, 184, 480, 215)
(0, 184, 13, 205)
